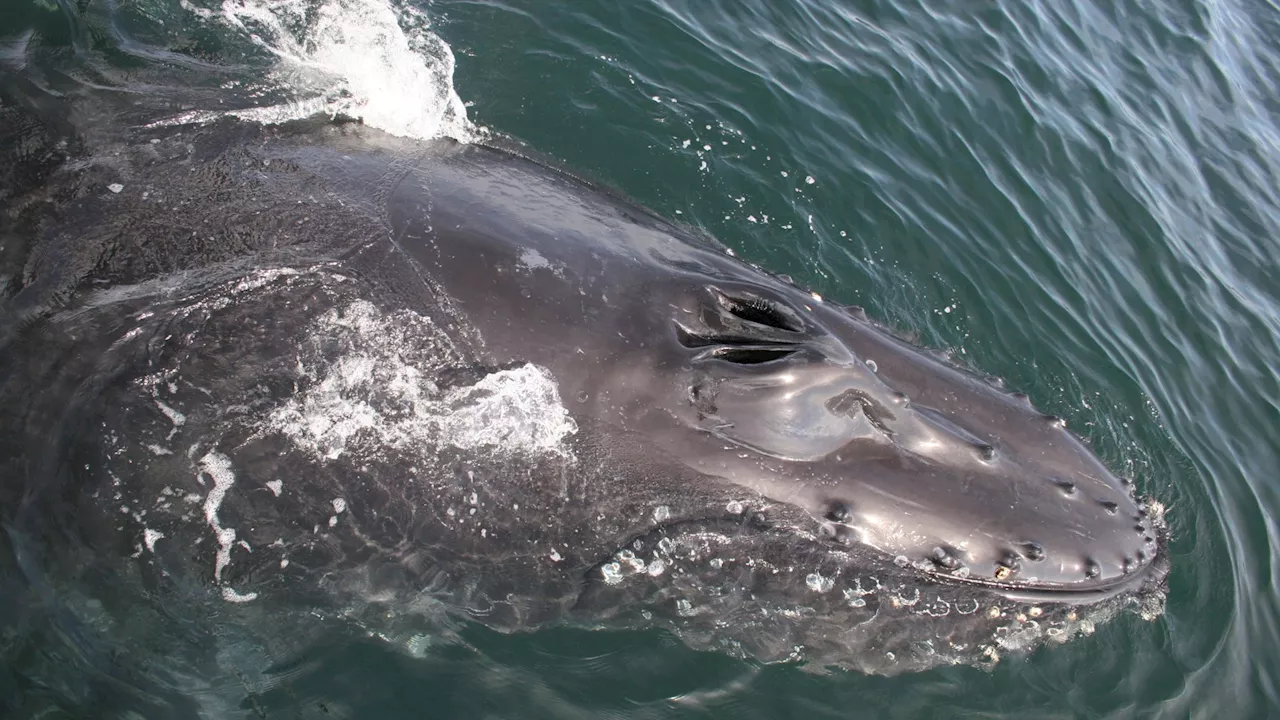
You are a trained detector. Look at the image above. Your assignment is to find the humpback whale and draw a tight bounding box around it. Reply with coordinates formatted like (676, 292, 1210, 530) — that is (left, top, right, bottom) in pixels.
(0, 90, 1167, 714)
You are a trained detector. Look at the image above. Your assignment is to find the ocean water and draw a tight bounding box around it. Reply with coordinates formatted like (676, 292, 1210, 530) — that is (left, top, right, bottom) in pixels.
(2, 0, 1279, 717)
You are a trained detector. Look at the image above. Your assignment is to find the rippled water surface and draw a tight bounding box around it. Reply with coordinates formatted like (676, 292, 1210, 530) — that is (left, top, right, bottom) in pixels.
(3, 0, 1280, 716)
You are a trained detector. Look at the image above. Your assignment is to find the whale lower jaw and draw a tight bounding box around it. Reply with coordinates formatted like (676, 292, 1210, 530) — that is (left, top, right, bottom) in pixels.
(575, 506, 1168, 674)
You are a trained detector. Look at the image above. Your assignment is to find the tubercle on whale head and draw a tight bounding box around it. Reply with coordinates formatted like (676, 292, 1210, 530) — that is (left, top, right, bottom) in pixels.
(661, 279, 1165, 602)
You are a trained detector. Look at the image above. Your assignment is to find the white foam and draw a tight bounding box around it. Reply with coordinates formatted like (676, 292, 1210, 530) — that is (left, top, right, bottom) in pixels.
(438, 365, 579, 453)
(234, 267, 301, 293)
(222, 587, 259, 603)
(518, 248, 552, 270)
(200, 451, 237, 583)
(143, 528, 165, 552)
(199, 451, 258, 602)
(266, 480, 283, 497)
(178, 0, 474, 141)
(154, 398, 186, 427)
(269, 301, 577, 460)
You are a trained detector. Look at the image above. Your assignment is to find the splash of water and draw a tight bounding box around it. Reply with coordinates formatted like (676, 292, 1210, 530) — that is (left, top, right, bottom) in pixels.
(179, 0, 475, 140)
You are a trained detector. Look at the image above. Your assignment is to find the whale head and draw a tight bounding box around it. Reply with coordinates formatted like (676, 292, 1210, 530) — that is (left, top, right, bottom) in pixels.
(661, 281, 1164, 602)
(398, 141, 1168, 611)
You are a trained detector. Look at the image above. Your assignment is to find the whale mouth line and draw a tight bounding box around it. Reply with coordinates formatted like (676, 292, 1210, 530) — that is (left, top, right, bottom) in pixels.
(929, 560, 1166, 601)
(579, 505, 1168, 608)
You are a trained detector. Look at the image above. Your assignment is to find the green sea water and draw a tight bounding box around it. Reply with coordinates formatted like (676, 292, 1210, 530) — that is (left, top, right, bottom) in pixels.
(3, 0, 1279, 716)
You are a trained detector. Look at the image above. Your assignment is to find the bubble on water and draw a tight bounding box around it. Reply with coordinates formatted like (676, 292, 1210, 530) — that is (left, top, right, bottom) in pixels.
(618, 550, 646, 573)
(601, 562, 623, 585)
(806, 572, 834, 592)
